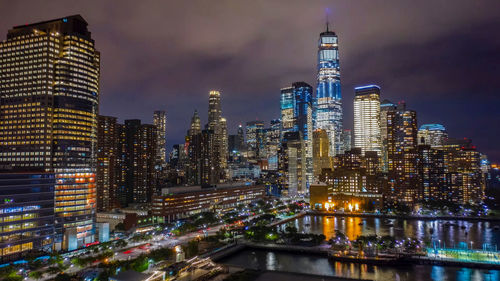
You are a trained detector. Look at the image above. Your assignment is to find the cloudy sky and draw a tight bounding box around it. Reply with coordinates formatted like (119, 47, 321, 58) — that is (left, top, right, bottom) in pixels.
(1, 0, 500, 161)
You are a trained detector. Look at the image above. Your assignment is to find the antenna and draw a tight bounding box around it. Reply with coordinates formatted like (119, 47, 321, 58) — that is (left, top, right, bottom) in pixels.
(325, 8, 330, 32)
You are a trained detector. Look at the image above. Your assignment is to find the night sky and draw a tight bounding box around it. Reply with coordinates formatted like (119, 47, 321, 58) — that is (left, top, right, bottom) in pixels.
(1, 1, 500, 161)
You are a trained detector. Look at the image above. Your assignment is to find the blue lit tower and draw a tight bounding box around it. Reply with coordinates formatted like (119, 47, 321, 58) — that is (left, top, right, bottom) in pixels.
(315, 20, 343, 156)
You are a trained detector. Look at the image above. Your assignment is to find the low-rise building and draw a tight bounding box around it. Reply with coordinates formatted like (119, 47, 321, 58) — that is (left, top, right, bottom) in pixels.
(152, 184, 265, 222)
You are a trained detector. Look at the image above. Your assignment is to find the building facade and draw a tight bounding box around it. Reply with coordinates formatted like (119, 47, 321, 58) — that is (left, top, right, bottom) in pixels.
(152, 184, 265, 222)
(313, 129, 331, 179)
(246, 120, 265, 161)
(418, 124, 448, 147)
(354, 85, 381, 155)
(387, 102, 419, 204)
(0, 173, 55, 262)
(121, 120, 156, 205)
(380, 99, 397, 172)
(315, 24, 343, 156)
(97, 116, 119, 212)
(0, 15, 99, 250)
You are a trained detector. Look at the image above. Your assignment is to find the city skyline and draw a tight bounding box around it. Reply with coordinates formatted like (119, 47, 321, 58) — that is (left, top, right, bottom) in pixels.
(1, 1, 499, 161)
(0, 4, 499, 278)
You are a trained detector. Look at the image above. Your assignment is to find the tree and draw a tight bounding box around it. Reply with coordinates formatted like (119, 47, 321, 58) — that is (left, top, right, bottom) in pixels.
(29, 271, 44, 280)
(115, 239, 128, 248)
(131, 255, 149, 272)
(46, 266, 63, 275)
(54, 273, 73, 281)
(183, 240, 199, 258)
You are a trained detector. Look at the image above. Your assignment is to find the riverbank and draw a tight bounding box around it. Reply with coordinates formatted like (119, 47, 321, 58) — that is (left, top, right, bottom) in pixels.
(306, 210, 500, 222)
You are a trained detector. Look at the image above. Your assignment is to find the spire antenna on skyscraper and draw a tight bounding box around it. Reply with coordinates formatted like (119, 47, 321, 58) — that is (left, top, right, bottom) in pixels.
(326, 8, 330, 32)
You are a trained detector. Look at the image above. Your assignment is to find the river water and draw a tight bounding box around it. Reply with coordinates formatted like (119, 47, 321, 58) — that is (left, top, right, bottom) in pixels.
(219, 215, 500, 280)
(283, 215, 500, 248)
(220, 248, 500, 281)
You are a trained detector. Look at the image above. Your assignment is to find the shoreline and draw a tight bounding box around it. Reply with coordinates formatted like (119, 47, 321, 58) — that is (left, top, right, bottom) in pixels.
(302, 210, 500, 222)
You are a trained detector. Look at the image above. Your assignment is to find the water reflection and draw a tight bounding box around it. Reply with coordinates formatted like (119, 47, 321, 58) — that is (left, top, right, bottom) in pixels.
(221, 248, 500, 281)
(284, 215, 500, 247)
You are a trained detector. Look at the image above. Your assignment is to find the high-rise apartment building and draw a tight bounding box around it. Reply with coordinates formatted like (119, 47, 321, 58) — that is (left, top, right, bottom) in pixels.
(387, 102, 419, 204)
(380, 99, 397, 172)
(0, 15, 99, 250)
(417, 145, 447, 202)
(315, 23, 343, 156)
(418, 124, 448, 147)
(322, 148, 384, 211)
(207, 91, 226, 183)
(122, 120, 156, 205)
(200, 129, 217, 186)
(185, 110, 202, 185)
(97, 115, 119, 212)
(153, 111, 167, 164)
(220, 117, 228, 173)
(354, 85, 381, 155)
(442, 138, 484, 204)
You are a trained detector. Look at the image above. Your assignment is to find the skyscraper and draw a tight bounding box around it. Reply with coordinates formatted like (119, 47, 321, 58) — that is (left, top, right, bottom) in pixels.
(186, 110, 202, 185)
(380, 99, 397, 172)
(220, 117, 228, 172)
(315, 22, 343, 156)
(246, 120, 265, 161)
(153, 111, 167, 165)
(280, 82, 314, 187)
(188, 110, 201, 136)
(207, 90, 225, 182)
(266, 119, 281, 170)
(280, 86, 295, 139)
(313, 129, 331, 178)
(97, 116, 119, 212)
(0, 15, 99, 250)
(354, 85, 381, 155)
(387, 102, 419, 204)
(279, 132, 307, 195)
(122, 120, 156, 204)
(342, 129, 352, 152)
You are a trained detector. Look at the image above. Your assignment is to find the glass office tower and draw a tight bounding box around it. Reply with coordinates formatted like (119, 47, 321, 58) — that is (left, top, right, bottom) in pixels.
(315, 24, 343, 156)
(0, 15, 99, 250)
(353, 85, 381, 155)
